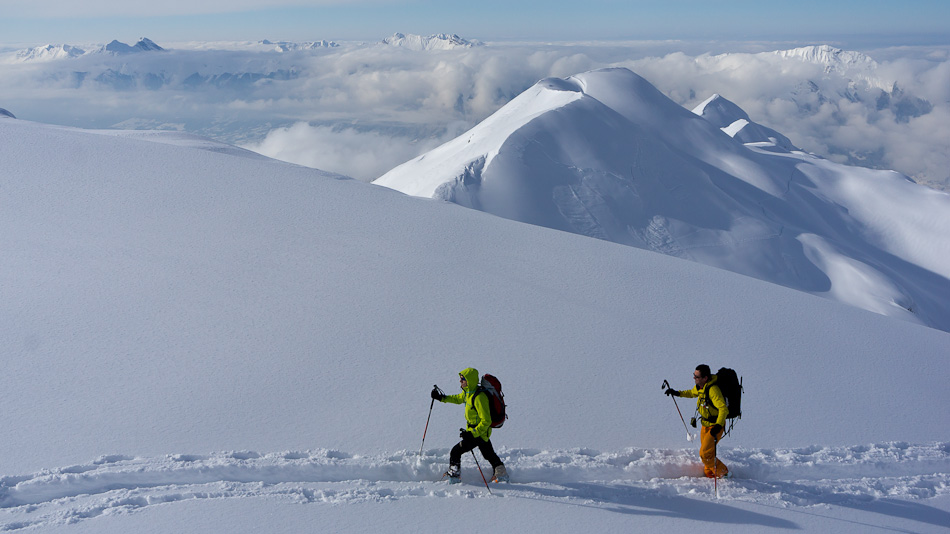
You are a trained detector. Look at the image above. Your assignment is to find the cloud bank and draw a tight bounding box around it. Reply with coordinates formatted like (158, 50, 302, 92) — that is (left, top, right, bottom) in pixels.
(0, 38, 946, 189)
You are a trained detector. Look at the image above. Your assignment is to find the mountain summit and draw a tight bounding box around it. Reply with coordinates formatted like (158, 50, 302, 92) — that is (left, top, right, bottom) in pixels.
(692, 94, 797, 151)
(375, 68, 950, 331)
(380, 33, 480, 51)
(103, 38, 164, 55)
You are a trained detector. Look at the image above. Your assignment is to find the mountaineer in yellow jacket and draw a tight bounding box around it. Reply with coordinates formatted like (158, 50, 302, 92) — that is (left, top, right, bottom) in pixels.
(431, 367, 509, 484)
(665, 364, 730, 478)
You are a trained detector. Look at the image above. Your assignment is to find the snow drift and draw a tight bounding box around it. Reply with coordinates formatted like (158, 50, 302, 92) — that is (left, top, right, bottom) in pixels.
(374, 68, 950, 332)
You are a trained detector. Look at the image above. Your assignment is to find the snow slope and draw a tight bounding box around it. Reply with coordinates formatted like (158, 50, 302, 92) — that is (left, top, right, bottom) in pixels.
(1, 117, 947, 532)
(374, 68, 950, 332)
(692, 93, 797, 151)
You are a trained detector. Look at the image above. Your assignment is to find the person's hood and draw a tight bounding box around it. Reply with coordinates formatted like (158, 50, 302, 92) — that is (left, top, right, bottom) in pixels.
(459, 368, 479, 392)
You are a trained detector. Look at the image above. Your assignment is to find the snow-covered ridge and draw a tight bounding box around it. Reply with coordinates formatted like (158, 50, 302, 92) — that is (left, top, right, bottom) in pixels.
(380, 33, 482, 51)
(259, 39, 338, 52)
(774, 44, 877, 72)
(100, 38, 164, 56)
(692, 94, 797, 151)
(7, 38, 163, 63)
(376, 67, 950, 332)
(772, 44, 891, 91)
(1, 443, 946, 530)
(13, 43, 85, 62)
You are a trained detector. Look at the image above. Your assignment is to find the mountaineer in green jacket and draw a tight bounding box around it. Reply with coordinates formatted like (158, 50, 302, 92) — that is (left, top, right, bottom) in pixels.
(431, 367, 509, 484)
(665, 364, 730, 478)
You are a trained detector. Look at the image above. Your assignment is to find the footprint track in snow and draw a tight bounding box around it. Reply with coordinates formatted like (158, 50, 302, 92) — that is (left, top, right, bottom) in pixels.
(0, 443, 946, 531)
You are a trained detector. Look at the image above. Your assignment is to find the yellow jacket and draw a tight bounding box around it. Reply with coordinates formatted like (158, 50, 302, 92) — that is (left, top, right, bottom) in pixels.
(679, 374, 729, 427)
(440, 367, 493, 441)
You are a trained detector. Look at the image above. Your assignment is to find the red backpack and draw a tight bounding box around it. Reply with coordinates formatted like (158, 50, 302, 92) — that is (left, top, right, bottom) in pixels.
(475, 374, 507, 428)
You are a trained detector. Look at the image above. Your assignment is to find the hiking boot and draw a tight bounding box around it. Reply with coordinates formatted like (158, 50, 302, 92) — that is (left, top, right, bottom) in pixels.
(443, 466, 461, 484)
(722, 471, 733, 479)
(492, 465, 509, 483)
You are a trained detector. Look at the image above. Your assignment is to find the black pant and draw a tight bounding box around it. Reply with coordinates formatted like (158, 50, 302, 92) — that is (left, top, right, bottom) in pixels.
(450, 433, 503, 469)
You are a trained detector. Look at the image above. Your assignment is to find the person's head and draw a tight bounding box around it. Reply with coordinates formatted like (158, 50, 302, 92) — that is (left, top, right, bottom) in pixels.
(459, 368, 479, 391)
(694, 364, 711, 387)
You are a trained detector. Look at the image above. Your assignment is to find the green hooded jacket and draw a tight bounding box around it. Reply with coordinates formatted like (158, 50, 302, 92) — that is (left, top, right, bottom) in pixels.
(439, 367, 493, 441)
(678, 374, 729, 427)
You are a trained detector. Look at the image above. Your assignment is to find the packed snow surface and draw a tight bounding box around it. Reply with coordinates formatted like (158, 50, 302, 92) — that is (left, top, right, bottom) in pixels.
(1, 117, 947, 532)
(375, 68, 950, 332)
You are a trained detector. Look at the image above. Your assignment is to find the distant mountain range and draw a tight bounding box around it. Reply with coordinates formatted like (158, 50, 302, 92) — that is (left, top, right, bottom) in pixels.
(12, 38, 164, 62)
(379, 33, 481, 50)
(774, 44, 880, 81)
(7, 32, 476, 61)
(375, 68, 950, 332)
(259, 39, 339, 51)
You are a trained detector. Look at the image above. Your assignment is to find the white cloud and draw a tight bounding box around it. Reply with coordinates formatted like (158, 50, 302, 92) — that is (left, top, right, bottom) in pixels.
(621, 47, 950, 190)
(241, 122, 465, 181)
(0, 39, 946, 189)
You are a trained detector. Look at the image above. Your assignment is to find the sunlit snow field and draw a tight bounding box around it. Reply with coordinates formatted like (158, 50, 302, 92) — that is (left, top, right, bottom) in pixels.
(1, 114, 947, 532)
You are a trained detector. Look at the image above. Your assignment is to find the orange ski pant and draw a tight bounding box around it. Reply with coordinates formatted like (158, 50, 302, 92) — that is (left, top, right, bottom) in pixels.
(700, 425, 728, 478)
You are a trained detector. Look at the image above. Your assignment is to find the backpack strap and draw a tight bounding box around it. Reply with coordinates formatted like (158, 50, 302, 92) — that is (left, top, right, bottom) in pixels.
(700, 382, 720, 424)
(471, 386, 490, 416)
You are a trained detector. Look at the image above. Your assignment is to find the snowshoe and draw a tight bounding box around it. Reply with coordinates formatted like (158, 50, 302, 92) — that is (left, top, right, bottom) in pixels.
(492, 465, 509, 483)
(442, 466, 461, 484)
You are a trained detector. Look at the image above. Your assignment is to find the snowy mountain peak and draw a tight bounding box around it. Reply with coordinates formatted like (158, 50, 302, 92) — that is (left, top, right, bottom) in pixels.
(104, 39, 134, 54)
(259, 39, 339, 51)
(0, 108, 15, 119)
(774, 44, 878, 75)
(692, 93, 797, 150)
(102, 38, 164, 55)
(692, 93, 750, 128)
(134, 37, 164, 52)
(376, 67, 950, 332)
(380, 32, 481, 51)
(13, 43, 86, 62)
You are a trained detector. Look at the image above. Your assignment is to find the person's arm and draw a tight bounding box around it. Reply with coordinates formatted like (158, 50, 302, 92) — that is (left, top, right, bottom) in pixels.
(679, 386, 699, 399)
(442, 392, 465, 405)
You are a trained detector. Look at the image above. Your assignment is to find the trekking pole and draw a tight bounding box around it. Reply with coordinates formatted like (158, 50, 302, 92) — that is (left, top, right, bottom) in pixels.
(419, 385, 442, 457)
(662, 380, 695, 442)
(471, 450, 493, 495)
(714, 449, 720, 499)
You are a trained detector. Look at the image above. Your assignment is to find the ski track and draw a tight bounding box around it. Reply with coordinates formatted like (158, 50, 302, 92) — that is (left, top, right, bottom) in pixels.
(0, 442, 946, 531)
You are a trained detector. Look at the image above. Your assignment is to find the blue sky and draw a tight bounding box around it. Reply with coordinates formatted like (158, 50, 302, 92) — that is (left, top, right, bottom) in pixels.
(3, 0, 949, 46)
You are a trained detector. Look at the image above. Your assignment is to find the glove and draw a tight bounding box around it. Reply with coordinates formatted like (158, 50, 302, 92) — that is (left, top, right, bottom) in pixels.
(459, 428, 474, 440)
(710, 424, 723, 438)
(664, 388, 679, 397)
(431, 387, 444, 401)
